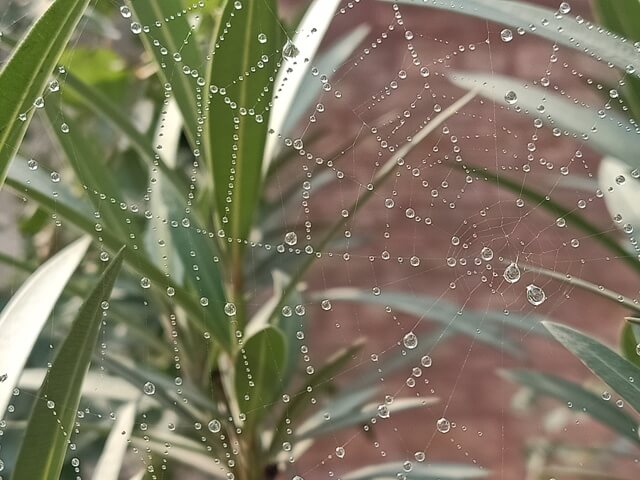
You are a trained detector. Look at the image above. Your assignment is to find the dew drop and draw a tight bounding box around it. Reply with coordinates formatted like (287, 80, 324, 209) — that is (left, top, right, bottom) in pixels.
(436, 417, 450, 433)
(526, 284, 546, 306)
(224, 302, 236, 316)
(503, 262, 521, 284)
(504, 90, 518, 104)
(403, 332, 418, 349)
(143, 381, 156, 395)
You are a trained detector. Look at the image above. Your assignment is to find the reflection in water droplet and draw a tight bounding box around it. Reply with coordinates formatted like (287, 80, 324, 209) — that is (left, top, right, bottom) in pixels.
(526, 284, 546, 306)
(403, 332, 418, 349)
(143, 381, 155, 395)
(436, 417, 450, 433)
(504, 90, 518, 104)
(503, 263, 521, 284)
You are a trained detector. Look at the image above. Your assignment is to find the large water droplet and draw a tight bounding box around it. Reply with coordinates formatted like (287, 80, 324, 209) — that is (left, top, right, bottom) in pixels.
(526, 284, 546, 306)
(504, 90, 518, 104)
(403, 332, 418, 349)
(143, 381, 155, 395)
(503, 262, 521, 284)
(436, 417, 450, 433)
(284, 231, 298, 246)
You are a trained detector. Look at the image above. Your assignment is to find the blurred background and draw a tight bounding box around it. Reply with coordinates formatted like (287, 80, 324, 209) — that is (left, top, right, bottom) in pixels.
(1, 0, 638, 478)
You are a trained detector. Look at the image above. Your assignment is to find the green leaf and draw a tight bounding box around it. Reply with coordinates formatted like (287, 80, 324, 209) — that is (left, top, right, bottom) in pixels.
(263, 0, 343, 165)
(18, 369, 140, 402)
(544, 322, 640, 413)
(0, 236, 91, 418)
(591, 0, 640, 120)
(12, 246, 125, 480)
(314, 288, 528, 357)
(279, 24, 370, 138)
(341, 462, 488, 480)
(297, 396, 438, 440)
(43, 100, 131, 240)
(502, 369, 640, 445)
(234, 326, 286, 429)
(598, 157, 640, 249)
(127, 0, 203, 144)
(449, 71, 640, 170)
(0, 0, 91, 189)
(620, 322, 640, 368)
(92, 402, 137, 480)
(62, 71, 176, 181)
(389, 0, 640, 75)
(6, 156, 225, 346)
(204, 0, 280, 243)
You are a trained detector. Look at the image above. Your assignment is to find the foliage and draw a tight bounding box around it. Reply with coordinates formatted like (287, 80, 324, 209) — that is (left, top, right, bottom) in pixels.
(0, 0, 639, 479)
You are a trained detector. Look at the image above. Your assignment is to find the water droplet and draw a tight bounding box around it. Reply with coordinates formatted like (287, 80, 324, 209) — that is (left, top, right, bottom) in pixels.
(500, 28, 513, 42)
(526, 284, 546, 306)
(436, 417, 450, 433)
(377, 404, 390, 418)
(480, 246, 493, 261)
(99, 251, 110, 262)
(419, 66, 430, 77)
(224, 302, 236, 316)
(143, 381, 156, 395)
(140, 277, 151, 289)
(321, 299, 332, 311)
(284, 231, 298, 246)
(410, 256, 420, 267)
(208, 419, 221, 432)
(130, 22, 142, 34)
(50, 171, 61, 183)
(421, 355, 432, 367)
(283, 40, 299, 58)
(559, 2, 571, 14)
(403, 332, 418, 349)
(257, 33, 267, 44)
(119, 5, 131, 18)
(504, 90, 518, 104)
(27, 158, 38, 170)
(405, 30, 414, 40)
(0, 373, 7, 383)
(503, 263, 521, 284)
(335, 446, 345, 458)
(200, 297, 209, 307)
(234, 0, 242, 9)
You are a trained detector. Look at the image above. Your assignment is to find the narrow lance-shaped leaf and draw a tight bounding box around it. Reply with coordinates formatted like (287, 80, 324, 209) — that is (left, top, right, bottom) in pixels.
(0, 236, 91, 419)
(297, 397, 438, 440)
(92, 402, 138, 480)
(263, 0, 342, 168)
(6, 156, 227, 346)
(279, 24, 370, 139)
(620, 323, 640, 368)
(342, 462, 488, 480)
(234, 326, 286, 430)
(544, 321, 640, 413)
(449, 71, 640, 170)
(502, 369, 640, 445)
(0, 0, 91, 188)
(313, 288, 524, 357)
(12, 246, 125, 480)
(127, 0, 203, 144)
(388, 0, 640, 75)
(204, 0, 280, 245)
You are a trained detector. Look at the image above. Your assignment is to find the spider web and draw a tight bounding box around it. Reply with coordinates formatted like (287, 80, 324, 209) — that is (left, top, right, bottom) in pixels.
(1, 0, 639, 479)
